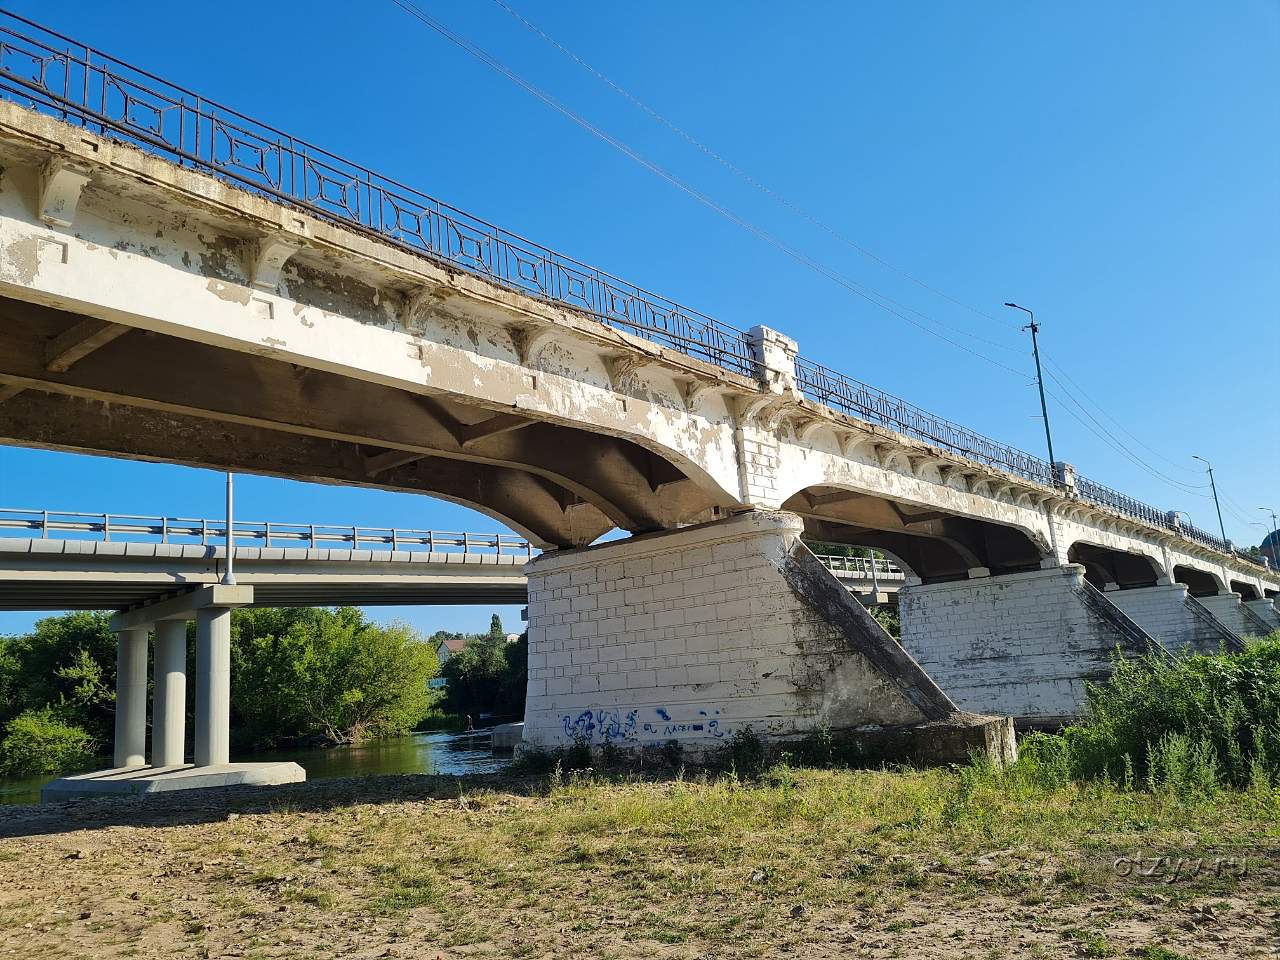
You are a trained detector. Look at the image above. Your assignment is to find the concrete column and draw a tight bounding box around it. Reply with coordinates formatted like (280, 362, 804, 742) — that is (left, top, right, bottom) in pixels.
(152, 619, 188, 768)
(113, 627, 149, 769)
(1244, 598, 1280, 632)
(194, 607, 232, 767)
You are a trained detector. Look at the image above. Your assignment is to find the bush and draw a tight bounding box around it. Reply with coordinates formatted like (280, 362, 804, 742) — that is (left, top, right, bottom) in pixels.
(0, 708, 96, 776)
(1013, 633, 1280, 792)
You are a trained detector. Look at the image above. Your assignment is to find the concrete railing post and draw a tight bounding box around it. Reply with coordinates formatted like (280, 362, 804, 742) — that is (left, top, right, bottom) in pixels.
(194, 607, 232, 766)
(113, 627, 149, 769)
(152, 619, 188, 768)
(746, 325, 800, 397)
(1053, 461, 1076, 493)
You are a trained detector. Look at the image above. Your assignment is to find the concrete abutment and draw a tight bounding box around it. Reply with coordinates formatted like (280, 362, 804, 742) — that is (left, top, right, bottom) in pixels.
(1106, 584, 1243, 655)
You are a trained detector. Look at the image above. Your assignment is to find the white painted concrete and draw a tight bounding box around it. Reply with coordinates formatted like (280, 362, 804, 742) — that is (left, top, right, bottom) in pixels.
(1107, 585, 1239, 655)
(523, 511, 942, 752)
(151, 619, 188, 768)
(1244, 599, 1280, 633)
(898, 566, 1151, 724)
(194, 607, 232, 767)
(112, 627, 148, 769)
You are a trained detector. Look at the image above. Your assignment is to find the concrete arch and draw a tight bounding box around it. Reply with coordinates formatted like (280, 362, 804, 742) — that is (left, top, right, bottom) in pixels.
(780, 481, 1049, 583)
(1229, 580, 1261, 601)
(1067, 540, 1164, 590)
(1173, 564, 1225, 598)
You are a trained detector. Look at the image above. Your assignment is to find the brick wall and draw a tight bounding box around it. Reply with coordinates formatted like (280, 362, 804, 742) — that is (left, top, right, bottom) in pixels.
(522, 511, 932, 751)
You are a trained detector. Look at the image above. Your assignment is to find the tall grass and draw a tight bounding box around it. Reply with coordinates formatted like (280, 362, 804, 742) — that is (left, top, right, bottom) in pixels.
(1018, 632, 1280, 795)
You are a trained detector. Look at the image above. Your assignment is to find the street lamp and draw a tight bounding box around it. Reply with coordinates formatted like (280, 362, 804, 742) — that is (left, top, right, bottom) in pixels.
(1003, 302, 1057, 470)
(1191, 455, 1228, 545)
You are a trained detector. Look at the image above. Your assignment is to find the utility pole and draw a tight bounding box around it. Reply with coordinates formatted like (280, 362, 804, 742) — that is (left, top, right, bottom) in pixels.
(1003, 302, 1056, 469)
(1191, 455, 1228, 546)
(222, 471, 236, 585)
(1262, 507, 1280, 567)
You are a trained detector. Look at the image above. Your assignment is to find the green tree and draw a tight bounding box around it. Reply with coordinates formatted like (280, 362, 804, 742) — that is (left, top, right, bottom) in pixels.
(231, 607, 440, 748)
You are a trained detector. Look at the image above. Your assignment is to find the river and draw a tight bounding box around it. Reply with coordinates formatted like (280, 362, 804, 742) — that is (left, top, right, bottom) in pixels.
(0, 726, 511, 806)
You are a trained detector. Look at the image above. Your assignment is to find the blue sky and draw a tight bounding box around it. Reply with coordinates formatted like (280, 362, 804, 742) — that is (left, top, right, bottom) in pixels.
(2, 1, 1277, 633)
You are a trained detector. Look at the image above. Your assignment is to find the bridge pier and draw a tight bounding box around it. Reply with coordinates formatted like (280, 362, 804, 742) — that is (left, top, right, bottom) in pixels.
(151, 619, 188, 768)
(1244, 598, 1280, 632)
(1104, 584, 1242, 655)
(42, 585, 304, 801)
(520, 510, 1014, 764)
(1196, 592, 1273, 640)
(898, 565, 1157, 727)
(112, 627, 149, 769)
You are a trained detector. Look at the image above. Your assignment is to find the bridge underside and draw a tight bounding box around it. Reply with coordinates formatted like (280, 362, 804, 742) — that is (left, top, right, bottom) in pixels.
(783, 485, 1046, 582)
(0, 296, 725, 549)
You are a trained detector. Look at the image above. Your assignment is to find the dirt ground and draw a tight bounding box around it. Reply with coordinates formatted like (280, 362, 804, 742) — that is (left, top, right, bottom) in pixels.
(0, 772, 1276, 959)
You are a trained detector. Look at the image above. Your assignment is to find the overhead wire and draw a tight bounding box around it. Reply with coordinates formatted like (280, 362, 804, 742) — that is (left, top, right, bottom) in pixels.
(388, 0, 1235, 511)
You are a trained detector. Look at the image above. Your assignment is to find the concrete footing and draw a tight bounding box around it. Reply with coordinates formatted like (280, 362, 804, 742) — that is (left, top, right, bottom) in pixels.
(41, 762, 306, 801)
(491, 721, 524, 751)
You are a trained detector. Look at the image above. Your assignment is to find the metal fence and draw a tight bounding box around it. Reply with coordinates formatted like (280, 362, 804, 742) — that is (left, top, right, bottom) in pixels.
(0, 10, 1257, 568)
(0, 11, 755, 375)
(0, 508, 534, 556)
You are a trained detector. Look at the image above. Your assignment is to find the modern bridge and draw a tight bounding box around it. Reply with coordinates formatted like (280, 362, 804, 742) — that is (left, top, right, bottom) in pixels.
(0, 13, 1275, 793)
(0, 507, 902, 611)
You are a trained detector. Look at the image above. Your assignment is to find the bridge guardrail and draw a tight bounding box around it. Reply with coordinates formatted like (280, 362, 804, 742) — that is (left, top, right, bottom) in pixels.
(810, 554, 905, 580)
(0, 508, 535, 556)
(0, 11, 1259, 571)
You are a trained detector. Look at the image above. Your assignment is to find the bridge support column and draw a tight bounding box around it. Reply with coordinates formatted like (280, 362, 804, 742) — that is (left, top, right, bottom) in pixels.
(1244, 598, 1280, 632)
(1108, 586, 1243, 654)
(112, 626, 150, 769)
(521, 510, 1013, 764)
(194, 606, 232, 767)
(151, 619, 188, 768)
(899, 565, 1157, 727)
(1197, 593, 1270, 640)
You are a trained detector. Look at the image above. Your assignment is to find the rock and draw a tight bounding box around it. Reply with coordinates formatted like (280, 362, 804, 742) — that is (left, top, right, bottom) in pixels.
(789, 905, 806, 919)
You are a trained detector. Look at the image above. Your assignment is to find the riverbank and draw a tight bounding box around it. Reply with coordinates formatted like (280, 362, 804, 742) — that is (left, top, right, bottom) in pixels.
(1, 766, 1277, 959)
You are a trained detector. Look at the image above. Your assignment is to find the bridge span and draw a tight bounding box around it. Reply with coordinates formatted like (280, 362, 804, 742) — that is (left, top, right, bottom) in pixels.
(0, 13, 1275, 792)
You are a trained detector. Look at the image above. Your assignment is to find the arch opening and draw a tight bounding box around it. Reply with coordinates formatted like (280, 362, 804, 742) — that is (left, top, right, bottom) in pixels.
(1174, 565, 1222, 598)
(1230, 580, 1261, 602)
(1067, 542, 1160, 591)
(781, 485, 1046, 583)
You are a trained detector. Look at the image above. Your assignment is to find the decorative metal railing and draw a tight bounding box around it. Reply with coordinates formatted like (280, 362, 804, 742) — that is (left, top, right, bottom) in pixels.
(0, 508, 534, 556)
(0, 11, 1260, 569)
(795, 357, 1058, 485)
(811, 554, 905, 580)
(0, 11, 755, 375)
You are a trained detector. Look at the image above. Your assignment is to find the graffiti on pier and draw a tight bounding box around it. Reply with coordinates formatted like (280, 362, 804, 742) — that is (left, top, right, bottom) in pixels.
(560, 706, 727, 743)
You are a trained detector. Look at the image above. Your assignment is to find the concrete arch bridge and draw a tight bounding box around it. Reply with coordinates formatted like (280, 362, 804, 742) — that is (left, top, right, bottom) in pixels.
(0, 13, 1275, 788)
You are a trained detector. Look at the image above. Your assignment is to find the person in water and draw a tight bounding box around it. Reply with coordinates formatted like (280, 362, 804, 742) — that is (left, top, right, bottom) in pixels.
(465, 715, 475, 732)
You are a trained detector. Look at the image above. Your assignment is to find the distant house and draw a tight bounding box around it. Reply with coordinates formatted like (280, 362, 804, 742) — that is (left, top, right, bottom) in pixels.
(435, 635, 468, 666)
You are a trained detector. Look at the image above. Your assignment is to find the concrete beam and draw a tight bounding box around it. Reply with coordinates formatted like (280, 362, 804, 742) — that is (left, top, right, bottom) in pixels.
(110, 583, 254, 630)
(38, 158, 93, 227)
(44, 319, 129, 373)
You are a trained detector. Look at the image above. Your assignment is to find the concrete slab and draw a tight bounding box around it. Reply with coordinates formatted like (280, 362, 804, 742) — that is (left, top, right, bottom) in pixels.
(41, 762, 305, 801)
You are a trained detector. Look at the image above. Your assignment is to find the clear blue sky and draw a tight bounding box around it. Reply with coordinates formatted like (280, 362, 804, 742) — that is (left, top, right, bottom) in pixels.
(2, 1, 1277, 634)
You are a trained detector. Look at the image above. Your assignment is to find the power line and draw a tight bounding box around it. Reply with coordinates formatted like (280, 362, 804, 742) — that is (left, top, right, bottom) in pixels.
(385, 0, 1031, 379)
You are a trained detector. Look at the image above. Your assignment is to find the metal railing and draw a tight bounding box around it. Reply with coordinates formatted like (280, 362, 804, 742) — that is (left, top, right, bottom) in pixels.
(0, 508, 534, 556)
(812, 554, 905, 580)
(0, 11, 755, 376)
(795, 357, 1057, 485)
(0, 11, 1260, 571)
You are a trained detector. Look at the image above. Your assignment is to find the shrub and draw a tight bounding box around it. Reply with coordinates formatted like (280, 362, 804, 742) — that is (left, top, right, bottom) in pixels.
(0, 708, 96, 776)
(1013, 633, 1280, 792)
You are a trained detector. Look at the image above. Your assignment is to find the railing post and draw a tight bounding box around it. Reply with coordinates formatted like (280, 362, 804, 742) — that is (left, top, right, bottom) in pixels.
(746, 325, 800, 397)
(264, 521, 272, 549)
(309, 524, 317, 549)
(161, 516, 168, 544)
(391, 527, 399, 551)
(40, 509, 48, 539)
(352, 526, 359, 550)
(201, 518, 208, 546)
(102, 513, 110, 542)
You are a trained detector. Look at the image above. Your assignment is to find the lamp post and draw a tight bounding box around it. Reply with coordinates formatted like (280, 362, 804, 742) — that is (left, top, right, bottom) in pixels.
(1191, 455, 1228, 546)
(1003, 302, 1057, 471)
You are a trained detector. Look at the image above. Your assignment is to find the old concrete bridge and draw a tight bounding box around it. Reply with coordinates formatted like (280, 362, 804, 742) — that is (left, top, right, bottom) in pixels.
(0, 14, 1275, 786)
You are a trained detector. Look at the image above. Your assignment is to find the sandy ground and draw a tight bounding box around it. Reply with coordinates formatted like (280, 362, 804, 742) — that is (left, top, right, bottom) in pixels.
(0, 774, 1276, 959)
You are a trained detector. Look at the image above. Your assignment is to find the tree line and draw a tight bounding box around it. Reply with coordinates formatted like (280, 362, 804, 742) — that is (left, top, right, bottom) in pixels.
(0, 607, 527, 777)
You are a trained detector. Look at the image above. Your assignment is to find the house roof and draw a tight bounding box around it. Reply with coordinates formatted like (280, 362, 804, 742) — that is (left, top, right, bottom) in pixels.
(437, 637, 468, 652)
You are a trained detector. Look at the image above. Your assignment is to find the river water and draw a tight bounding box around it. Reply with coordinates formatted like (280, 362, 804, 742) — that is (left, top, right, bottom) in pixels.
(0, 726, 511, 806)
